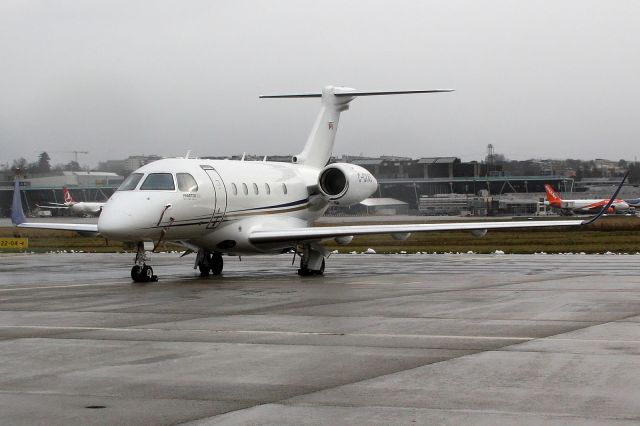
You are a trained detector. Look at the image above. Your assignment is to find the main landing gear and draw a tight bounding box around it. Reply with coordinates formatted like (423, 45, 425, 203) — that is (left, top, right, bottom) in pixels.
(131, 241, 158, 283)
(195, 249, 223, 276)
(297, 243, 326, 276)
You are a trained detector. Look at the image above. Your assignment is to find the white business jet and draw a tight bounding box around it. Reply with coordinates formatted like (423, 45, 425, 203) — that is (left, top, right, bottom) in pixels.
(11, 86, 625, 282)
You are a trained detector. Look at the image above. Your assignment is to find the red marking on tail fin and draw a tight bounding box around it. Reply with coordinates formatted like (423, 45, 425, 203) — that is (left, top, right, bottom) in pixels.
(63, 187, 74, 204)
(544, 184, 562, 207)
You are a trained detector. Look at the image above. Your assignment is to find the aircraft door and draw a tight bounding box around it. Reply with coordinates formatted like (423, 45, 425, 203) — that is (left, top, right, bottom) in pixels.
(200, 165, 228, 229)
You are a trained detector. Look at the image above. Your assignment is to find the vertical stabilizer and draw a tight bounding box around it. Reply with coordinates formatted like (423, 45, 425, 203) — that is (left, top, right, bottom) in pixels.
(11, 178, 26, 225)
(260, 86, 453, 170)
(544, 184, 562, 207)
(63, 187, 75, 204)
(293, 86, 355, 169)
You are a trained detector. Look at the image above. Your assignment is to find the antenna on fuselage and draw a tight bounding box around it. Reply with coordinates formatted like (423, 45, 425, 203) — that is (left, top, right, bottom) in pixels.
(184, 150, 191, 159)
(240, 152, 246, 161)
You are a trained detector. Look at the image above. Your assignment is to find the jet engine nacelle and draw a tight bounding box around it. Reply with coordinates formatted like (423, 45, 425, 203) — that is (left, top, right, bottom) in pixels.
(318, 163, 378, 206)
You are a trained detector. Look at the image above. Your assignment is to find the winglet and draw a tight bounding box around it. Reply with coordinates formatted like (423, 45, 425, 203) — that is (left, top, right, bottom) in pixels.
(11, 177, 26, 225)
(582, 170, 630, 226)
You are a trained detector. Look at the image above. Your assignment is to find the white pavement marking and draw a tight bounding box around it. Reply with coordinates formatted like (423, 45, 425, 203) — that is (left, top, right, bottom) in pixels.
(0, 282, 120, 292)
(0, 325, 536, 340)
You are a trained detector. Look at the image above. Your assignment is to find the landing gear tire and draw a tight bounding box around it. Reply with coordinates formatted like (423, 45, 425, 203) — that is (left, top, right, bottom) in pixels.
(131, 264, 157, 283)
(211, 253, 223, 275)
(130, 242, 158, 282)
(198, 263, 210, 276)
(298, 258, 325, 276)
(198, 252, 212, 276)
(196, 250, 224, 277)
(131, 265, 143, 281)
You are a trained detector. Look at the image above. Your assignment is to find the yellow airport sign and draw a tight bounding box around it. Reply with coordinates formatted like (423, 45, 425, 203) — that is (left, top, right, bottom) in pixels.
(0, 238, 28, 249)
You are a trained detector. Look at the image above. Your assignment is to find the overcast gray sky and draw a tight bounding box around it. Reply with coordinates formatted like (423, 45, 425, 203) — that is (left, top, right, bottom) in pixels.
(1, 0, 639, 168)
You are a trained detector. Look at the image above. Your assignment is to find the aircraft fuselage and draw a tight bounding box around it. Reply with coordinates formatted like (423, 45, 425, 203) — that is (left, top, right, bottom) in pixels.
(98, 158, 331, 254)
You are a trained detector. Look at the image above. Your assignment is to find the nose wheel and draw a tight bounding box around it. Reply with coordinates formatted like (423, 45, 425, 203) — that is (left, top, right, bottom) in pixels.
(131, 242, 158, 283)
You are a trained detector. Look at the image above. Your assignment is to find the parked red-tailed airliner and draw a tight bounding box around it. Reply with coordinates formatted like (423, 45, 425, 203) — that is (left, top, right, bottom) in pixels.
(544, 184, 629, 215)
(37, 187, 106, 217)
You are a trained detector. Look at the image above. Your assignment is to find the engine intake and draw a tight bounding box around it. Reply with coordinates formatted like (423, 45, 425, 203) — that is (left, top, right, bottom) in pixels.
(320, 167, 348, 197)
(318, 163, 378, 206)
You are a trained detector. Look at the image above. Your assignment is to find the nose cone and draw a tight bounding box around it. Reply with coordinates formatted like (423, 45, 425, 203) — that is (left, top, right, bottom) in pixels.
(98, 193, 151, 240)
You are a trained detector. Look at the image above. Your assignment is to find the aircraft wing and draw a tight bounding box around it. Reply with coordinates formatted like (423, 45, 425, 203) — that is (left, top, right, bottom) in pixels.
(16, 222, 99, 233)
(250, 170, 629, 245)
(11, 180, 99, 234)
(248, 219, 584, 245)
(36, 204, 69, 210)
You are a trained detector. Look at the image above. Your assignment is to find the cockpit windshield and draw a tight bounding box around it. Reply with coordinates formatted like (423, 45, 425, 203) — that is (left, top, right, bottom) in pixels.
(117, 173, 143, 191)
(140, 173, 175, 190)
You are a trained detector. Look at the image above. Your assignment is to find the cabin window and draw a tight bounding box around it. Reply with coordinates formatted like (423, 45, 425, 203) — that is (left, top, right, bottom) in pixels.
(117, 173, 143, 191)
(253, 183, 259, 195)
(265, 183, 271, 195)
(282, 183, 288, 194)
(177, 173, 198, 192)
(231, 183, 238, 196)
(242, 183, 248, 195)
(140, 173, 175, 190)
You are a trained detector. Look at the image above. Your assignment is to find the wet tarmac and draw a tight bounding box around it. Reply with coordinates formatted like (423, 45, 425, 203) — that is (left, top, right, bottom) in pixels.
(1, 252, 640, 425)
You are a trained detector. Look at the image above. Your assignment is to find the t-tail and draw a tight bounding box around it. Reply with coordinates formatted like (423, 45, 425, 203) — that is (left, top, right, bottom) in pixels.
(260, 86, 453, 169)
(544, 184, 562, 207)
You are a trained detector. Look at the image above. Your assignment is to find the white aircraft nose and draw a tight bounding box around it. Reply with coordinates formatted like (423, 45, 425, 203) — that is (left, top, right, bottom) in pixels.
(99, 204, 131, 240)
(98, 195, 150, 240)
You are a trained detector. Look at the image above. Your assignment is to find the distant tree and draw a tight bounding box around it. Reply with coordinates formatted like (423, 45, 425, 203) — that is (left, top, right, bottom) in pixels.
(65, 160, 81, 171)
(493, 153, 507, 164)
(34, 151, 51, 173)
(11, 157, 28, 173)
(627, 163, 640, 184)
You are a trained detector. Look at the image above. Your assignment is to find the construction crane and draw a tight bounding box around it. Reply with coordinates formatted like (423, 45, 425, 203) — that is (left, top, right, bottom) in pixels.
(49, 150, 89, 163)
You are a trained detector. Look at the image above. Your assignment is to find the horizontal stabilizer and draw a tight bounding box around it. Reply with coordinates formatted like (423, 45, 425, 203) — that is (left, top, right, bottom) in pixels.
(260, 89, 453, 99)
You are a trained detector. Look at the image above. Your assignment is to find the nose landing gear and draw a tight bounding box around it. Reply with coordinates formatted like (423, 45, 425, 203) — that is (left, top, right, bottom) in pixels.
(131, 242, 158, 283)
(195, 249, 224, 276)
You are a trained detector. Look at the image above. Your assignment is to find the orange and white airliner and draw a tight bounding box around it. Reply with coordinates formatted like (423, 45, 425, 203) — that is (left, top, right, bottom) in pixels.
(544, 184, 629, 215)
(37, 187, 106, 217)
(11, 86, 627, 282)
